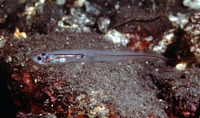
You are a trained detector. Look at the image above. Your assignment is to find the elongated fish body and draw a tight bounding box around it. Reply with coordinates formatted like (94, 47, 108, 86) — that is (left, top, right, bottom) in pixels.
(33, 49, 168, 65)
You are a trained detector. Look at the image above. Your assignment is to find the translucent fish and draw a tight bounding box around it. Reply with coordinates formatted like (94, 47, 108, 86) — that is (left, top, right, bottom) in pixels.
(33, 49, 169, 65)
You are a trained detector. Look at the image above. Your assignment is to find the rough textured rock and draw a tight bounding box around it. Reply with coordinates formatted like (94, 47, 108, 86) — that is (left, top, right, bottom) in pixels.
(0, 0, 200, 118)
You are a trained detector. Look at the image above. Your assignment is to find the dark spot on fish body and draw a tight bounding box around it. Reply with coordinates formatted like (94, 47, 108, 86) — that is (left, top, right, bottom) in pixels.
(41, 53, 46, 56)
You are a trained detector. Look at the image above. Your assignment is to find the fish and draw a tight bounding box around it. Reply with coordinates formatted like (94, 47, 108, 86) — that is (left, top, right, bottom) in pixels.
(33, 49, 169, 65)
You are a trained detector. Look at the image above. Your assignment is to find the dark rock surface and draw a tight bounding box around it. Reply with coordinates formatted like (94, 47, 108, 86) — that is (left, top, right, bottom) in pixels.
(0, 0, 199, 117)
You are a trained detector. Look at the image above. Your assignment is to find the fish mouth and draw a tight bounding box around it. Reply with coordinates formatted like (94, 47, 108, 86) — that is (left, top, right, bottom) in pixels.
(33, 55, 38, 62)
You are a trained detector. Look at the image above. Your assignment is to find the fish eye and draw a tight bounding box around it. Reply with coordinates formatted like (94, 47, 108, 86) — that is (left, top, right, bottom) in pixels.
(37, 56, 42, 60)
(41, 53, 45, 56)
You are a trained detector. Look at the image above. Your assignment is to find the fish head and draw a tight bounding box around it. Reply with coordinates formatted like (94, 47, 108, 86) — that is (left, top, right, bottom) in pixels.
(33, 53, 53, 65)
